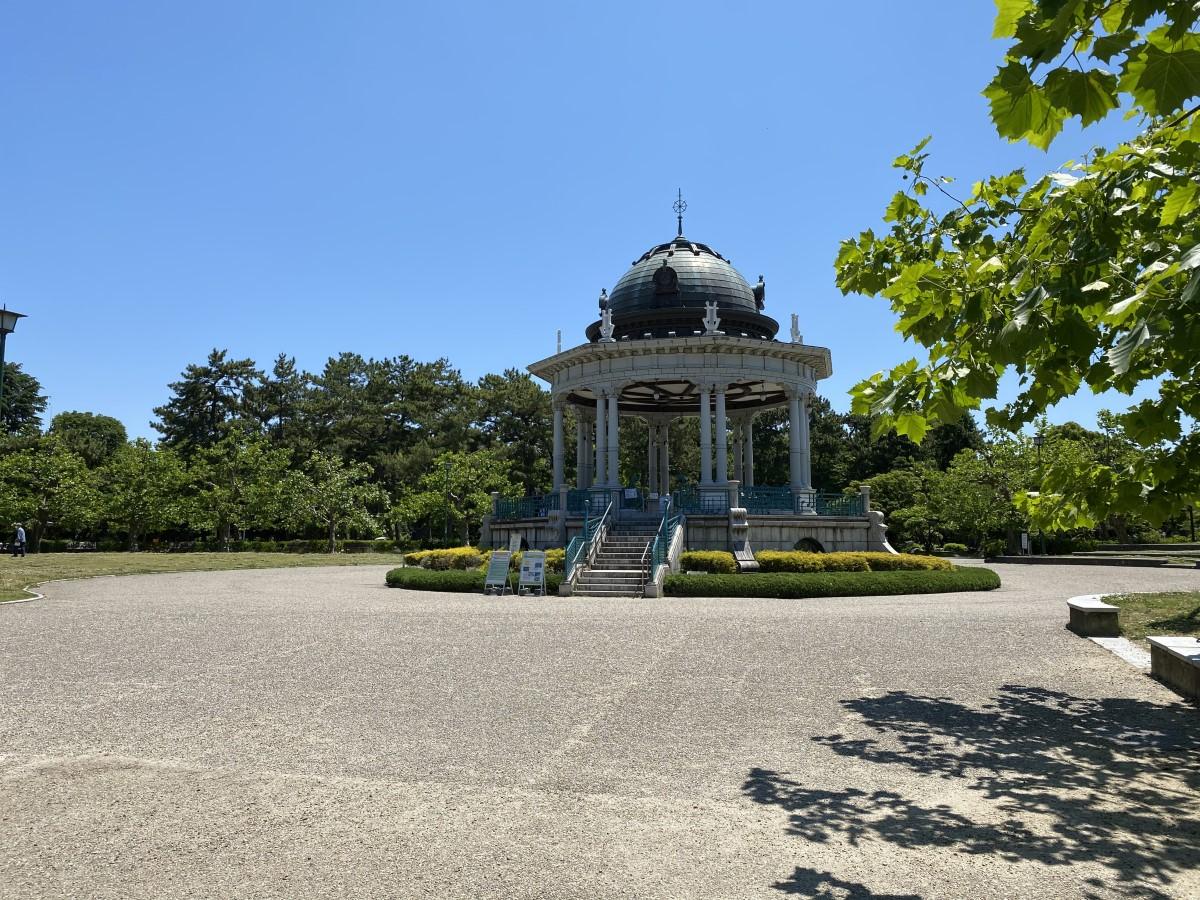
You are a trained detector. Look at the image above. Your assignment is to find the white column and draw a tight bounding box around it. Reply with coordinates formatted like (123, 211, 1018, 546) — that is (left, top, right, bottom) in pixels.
(788, 390, 803, 490)
(744, 414, 755, 487)
(714, 385, 728, 484)
(607, 392, 619, 487)
(733, 418, 744, 485)
(552, 401, 564, 490)
(799, 392, 812, 490)
(575, 418, 586, 489)
(646, 421, 657, 494)
(698, 385, 712, 485)
(659, 422, 670, 496)
(594, 391, 607, 487)
(586, 419, 595, 487)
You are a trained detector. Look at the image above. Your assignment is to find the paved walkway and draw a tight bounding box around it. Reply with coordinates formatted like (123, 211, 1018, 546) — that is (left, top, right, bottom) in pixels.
(1, 563, 1198, 899)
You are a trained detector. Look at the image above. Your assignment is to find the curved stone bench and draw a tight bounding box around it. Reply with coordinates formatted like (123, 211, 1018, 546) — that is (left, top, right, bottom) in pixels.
(1148, 636, 1200, 700)
(1066, 595, 1120, 637)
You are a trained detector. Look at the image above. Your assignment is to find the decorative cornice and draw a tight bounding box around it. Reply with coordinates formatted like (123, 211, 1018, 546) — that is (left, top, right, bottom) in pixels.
(528, 334, 833, 383)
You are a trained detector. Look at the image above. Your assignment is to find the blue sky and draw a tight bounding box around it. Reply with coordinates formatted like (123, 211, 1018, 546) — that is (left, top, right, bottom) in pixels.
(1, 1, 1148, 440)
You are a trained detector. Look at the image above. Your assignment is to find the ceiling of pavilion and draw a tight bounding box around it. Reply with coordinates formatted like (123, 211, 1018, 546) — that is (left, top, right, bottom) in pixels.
(565, 378, 790, 415)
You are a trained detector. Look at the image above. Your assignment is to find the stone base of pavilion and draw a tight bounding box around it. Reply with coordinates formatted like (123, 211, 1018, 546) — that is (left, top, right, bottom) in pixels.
(484, 513, 889, 554)
(482, 483, 894, 556)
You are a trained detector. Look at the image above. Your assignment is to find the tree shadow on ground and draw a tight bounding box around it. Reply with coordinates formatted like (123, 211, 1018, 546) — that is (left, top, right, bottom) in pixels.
(1147, 604, 1200, 634)
(745, 685, 1200, 899)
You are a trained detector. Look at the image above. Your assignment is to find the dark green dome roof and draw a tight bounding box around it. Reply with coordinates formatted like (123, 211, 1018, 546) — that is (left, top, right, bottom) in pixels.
(586, 235, 779, 342)
(609, 236, 758, 314)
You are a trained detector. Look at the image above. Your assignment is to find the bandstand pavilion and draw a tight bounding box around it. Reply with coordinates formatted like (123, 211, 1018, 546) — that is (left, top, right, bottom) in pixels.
(484, 200, 891, 593)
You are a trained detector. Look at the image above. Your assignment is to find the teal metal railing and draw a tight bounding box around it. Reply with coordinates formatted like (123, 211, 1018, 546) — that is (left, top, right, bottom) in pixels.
(671, 487, 730, 515)
(814, 492, 864, 516)
(739, 485, 794, 514)
(564, 498, 613, 581)
(493, 493, 560, 521)
(738, 487, 865, 517)
(566, 488, 611, 514)
(641, 497, 682, 594)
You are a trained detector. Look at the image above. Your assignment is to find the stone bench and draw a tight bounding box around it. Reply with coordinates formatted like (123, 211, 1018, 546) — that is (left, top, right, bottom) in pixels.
(1148, 637, 1200, 700)
(1066, 595, 1120, 637)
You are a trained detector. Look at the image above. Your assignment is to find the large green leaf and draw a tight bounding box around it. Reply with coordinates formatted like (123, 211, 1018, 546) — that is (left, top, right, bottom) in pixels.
(1106, 321, 1152, 374)
(1121, 33, 1200, 116)
(984, 64, 1069, 148)
(993, 0, 1035, 38)
(1044, 68, 1120, 125)
(1161, 181, 1200, 225)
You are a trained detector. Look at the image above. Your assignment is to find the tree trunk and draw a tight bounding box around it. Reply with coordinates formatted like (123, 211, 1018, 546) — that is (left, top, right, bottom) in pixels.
(327, 517, 337, 554)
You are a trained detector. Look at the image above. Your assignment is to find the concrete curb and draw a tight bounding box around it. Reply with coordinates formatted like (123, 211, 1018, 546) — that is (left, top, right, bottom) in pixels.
(1065, 592, 1152, 671)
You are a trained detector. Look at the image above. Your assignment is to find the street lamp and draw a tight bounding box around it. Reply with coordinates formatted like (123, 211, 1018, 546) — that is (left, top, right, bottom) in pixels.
(0, 305, 28, 429)
(1032, 431, 1046, 555)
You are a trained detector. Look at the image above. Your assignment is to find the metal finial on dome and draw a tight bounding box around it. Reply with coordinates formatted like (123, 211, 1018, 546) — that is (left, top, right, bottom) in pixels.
(673, 189, 687, 237)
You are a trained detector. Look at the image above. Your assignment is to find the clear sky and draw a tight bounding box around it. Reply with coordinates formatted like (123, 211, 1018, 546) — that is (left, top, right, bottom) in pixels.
(1, 1, 1149, 440)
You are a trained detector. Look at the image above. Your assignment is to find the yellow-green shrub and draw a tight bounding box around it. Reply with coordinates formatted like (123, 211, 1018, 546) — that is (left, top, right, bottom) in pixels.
(680, 550, 737, 574)
(755, 550, 950, 573)
(405, 546, 488, 570)
(859, 552, 952, 571)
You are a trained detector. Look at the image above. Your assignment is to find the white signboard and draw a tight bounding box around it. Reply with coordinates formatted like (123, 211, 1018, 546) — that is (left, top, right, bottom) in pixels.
(519, 550, 546, 595)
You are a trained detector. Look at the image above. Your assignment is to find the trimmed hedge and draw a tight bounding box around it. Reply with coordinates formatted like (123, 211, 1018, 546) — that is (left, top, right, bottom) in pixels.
(663, 566, 1000, 598)
(385, 567, 563, 594)
(402, 546, 567, 573)
(754, 551, 952, 573)
(403, 546, 488, 569)
(680, 550, 738, 574)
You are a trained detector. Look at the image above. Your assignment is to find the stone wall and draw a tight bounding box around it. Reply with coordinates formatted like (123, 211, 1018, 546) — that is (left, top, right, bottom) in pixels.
(683, 515, 889, 553)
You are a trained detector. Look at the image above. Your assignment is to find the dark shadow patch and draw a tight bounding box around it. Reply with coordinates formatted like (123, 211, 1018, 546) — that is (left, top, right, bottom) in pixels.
(746, 685, 1200, 898)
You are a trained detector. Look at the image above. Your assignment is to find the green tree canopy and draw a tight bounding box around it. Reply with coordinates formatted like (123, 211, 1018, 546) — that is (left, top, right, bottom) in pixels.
(153, 349, 262, 455)
(49, 411, 128, 468)
(0, 362, 47, 436)
(835, 0, 1200, 530)
(99, 439, 187, 550)
(0, 437, 97, 550)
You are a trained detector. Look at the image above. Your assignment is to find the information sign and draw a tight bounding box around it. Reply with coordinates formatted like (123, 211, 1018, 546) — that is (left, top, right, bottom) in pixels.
(485, 550, 512, 595)
(518, 550, 546, 595)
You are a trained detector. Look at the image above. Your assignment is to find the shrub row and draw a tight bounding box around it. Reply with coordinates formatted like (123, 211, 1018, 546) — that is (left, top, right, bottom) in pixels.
(32, 539, 400, 554)
(679, 550, 739, 574)
(385, 567, 563, 594)
(403, 546, 488, 569)
(663, 567, 1000, 598)
(757, 551, 952, 573)
(679, 550, 953, 574)
(402, 546, 568, 573)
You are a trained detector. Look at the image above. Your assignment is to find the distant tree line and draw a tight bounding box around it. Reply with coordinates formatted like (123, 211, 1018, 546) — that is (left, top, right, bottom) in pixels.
(0, 351, 1190, 553)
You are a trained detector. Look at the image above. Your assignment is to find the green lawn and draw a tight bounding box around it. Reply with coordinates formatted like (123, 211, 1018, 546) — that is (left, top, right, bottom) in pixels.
(0, 552, 397, 602)
(1107, 592, 1200, 646)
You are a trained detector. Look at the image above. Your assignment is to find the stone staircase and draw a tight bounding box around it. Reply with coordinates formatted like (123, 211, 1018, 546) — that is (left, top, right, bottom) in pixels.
(574, 520, 660, 597)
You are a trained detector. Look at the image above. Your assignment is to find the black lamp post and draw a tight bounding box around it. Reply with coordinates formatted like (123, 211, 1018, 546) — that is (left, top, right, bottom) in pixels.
(0, 305, 28, 429)
(1033, 431, 1046, 555)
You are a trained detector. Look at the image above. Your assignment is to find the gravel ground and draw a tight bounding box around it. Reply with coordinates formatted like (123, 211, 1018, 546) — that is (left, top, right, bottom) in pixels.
(1, 563, 1198, 899)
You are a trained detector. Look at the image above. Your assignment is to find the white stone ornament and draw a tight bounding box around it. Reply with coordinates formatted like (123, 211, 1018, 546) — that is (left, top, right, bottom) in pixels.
(703, 301, 723, 335)
(790, 313, 802, 344)
(599, 307, 616, 342)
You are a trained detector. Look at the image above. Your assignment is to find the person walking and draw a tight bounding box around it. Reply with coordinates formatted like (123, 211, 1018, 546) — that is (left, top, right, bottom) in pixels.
(11, 522, 26, 558)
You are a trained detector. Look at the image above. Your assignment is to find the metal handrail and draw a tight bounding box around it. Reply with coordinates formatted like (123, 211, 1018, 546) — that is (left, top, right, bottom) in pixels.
(640, 496, 674, 594)
(565, 498, 613, 582)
